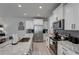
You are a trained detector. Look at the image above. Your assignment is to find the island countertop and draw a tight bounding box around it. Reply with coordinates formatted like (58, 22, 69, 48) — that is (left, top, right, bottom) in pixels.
(0, 34, 33, 55)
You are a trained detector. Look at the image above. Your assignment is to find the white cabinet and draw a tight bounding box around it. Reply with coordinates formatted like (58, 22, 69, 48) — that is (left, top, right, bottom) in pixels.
(52, 3, 79, 30)
(53, 4, 64, 21)
(33, 19, 43, 25)
(64, 4, 75, 30)
(25, 20, 33, 29)
(64, 3, 79, 30)
(58, 43, 77, 55)
(71, 4, 79, 30)
(62, 46, 77, 55)
(57, 43, 63, 55)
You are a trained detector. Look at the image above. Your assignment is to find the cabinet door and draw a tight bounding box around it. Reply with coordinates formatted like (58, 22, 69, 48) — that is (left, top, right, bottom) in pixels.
(57, 44, 63, 55)
(62, 46, 77, 55)
(64, 4, 75, 30)
(58, 44, 78, 55)
(53, 4, 63, 20)
(71, 3, 79, 30)
(67, 50, 77, 55)
(57, 4, 64, 20)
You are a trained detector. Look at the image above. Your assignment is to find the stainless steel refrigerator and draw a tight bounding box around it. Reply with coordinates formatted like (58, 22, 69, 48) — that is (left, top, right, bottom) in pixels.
(33, 25, 43, 42)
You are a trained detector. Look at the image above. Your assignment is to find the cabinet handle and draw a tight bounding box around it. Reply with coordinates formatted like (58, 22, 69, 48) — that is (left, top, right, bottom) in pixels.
(73, 24, 75, 29)
(71, 24, 75, 29)
(71, 24, 73, 29)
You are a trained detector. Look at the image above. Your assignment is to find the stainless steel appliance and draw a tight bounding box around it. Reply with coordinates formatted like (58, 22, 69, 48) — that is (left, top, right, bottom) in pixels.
(33, 25, 43, 42)
(49, 32, 61, 55)
(53, 19, 64, 30)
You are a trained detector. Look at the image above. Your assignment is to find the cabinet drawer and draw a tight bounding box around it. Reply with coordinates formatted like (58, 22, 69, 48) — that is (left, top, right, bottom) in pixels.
(62, 46, 77, 55)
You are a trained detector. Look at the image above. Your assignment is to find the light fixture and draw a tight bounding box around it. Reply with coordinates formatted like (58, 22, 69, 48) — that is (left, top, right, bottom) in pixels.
(18, 4, 22, 7)
(39, 6, 42, 9)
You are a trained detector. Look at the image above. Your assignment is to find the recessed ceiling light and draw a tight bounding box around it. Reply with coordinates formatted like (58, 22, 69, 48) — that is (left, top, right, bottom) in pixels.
(18, 4, 22, 7)
(24, 13, 27, 15)
(39, 6, 42, 9)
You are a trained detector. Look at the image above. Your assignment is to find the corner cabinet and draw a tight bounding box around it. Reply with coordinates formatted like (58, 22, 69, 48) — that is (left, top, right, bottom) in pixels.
(64, 3, 79, 30)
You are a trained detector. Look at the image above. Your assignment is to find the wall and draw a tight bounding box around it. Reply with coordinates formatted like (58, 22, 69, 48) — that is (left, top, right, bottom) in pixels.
(0, 16, 48, 36)
(0, 17, 33, 37)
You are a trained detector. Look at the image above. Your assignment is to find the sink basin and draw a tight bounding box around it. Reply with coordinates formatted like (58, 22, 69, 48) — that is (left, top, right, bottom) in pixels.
(19, 38, 30, 42)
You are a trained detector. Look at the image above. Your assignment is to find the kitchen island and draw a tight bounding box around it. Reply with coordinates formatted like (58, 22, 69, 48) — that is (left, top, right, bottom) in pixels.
(0, 34, 33, 55)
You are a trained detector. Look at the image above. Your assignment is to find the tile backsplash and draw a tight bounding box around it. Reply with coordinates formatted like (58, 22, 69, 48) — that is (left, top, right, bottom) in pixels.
(55, 30, 79, 38)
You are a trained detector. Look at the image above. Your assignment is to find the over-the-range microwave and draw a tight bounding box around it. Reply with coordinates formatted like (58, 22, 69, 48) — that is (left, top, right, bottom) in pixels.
(53, 19, 64, 30)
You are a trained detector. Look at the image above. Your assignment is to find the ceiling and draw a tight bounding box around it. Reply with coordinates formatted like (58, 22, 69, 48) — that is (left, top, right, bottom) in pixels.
(0, 3, 60, 18)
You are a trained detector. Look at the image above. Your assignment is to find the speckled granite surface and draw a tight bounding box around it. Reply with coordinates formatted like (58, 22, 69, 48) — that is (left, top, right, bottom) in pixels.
(0, 34, 33, 55)
(58, 41, 79, 54)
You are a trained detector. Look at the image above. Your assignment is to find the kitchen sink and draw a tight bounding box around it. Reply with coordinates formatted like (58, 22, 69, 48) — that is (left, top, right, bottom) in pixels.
(19, 38, 30, 42)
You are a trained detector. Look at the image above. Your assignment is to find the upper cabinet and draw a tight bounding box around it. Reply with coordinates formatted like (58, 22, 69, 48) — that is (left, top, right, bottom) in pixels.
(25, 20, 34, 29)
(53, 4, 64, 21)
(64, 4, 75, 30)
(64, 3, 79, 30)
(52, 4, 64, 30)
(33, 19, 43, 25)
(71, 4, 79, 30)
(51, 3, 79, 30)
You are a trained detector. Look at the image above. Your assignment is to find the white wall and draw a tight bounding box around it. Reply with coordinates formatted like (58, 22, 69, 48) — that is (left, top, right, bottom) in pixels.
(0, 16, 48, 37)
(0, 17, 33, 37)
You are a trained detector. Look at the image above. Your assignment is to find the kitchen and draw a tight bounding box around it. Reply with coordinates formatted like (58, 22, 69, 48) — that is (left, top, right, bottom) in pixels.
(0, 3, 79, 55)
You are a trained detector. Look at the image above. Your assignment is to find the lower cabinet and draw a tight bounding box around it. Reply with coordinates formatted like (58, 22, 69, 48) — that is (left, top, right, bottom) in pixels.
(57, 44, 63, 55)
(58, 44, 77, 55)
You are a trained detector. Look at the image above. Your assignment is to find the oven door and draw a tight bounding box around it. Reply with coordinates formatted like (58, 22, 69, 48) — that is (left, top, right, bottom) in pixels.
(49, 38, 57, 55)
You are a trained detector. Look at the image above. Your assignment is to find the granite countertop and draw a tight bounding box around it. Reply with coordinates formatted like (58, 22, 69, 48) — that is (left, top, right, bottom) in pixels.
(0, 34, 33, 55)
(0, 36, 8, 39)
(58, 41, 79, 54)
